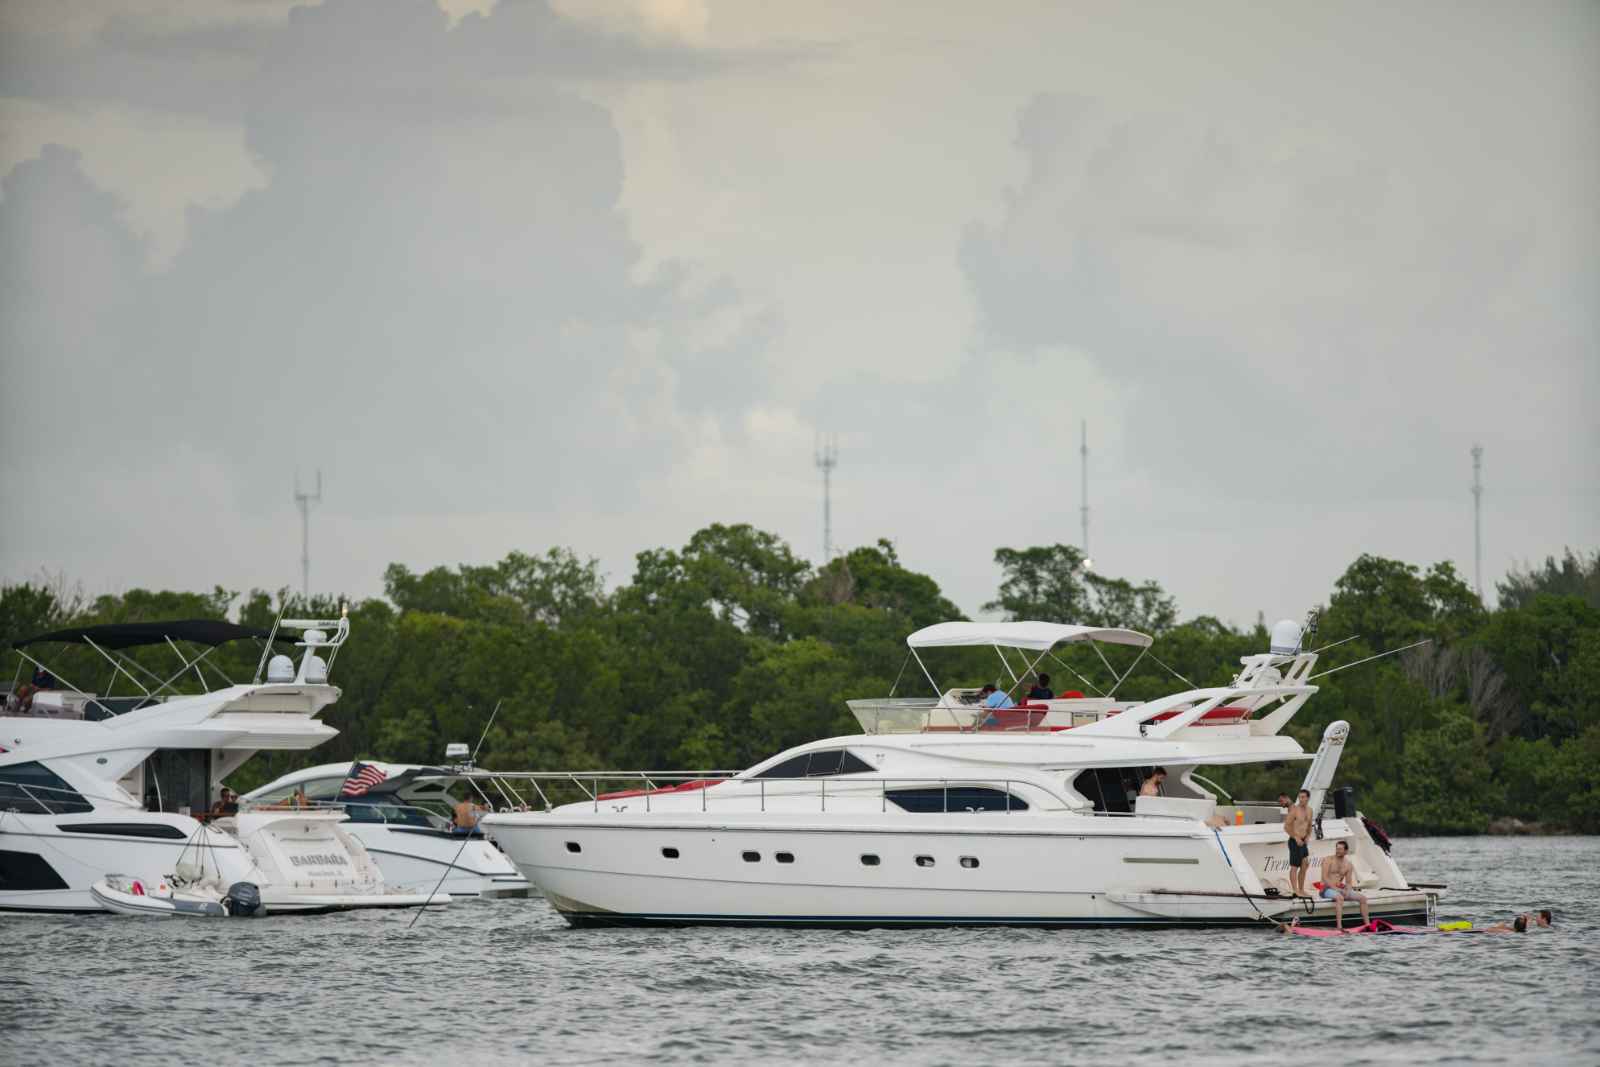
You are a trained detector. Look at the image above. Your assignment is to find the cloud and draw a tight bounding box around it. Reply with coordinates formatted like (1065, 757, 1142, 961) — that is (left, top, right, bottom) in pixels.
(0, 0, 782, 596)
(959, 92, 1598, 504)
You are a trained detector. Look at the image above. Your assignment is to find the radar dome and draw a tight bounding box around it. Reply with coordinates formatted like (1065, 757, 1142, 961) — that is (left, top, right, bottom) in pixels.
(1269, 619, 1303, 656)
(304, 654, 328, 684)
(265, 655, 295, 683)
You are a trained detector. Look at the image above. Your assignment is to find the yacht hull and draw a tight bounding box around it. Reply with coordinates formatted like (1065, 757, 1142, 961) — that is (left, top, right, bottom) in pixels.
(0, 812, 248, 914)
(484, 814, 1435, 929)
(343, 826, 533, 898)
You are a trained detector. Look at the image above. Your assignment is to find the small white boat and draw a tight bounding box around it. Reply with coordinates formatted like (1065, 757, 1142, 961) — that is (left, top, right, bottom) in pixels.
(91, 874, 235, 917)
(242, 759, 532, 899)
(91, 871, 447, 918)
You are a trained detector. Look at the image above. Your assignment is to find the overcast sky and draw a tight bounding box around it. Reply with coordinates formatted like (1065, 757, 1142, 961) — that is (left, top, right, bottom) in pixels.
(2, 0, 1595, 626)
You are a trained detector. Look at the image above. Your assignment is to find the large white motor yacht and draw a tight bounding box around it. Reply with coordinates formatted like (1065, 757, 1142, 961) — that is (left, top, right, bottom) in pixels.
(482, 617, 1442, 928)
(1, 615, 447, 913)
(242, 761, 531, 898)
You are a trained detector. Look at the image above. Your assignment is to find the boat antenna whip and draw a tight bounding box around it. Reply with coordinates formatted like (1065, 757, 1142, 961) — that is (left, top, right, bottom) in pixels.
(1307, 638, 1432, 681)
(471, 699, 504, 765)
(410, 699, 505, 930)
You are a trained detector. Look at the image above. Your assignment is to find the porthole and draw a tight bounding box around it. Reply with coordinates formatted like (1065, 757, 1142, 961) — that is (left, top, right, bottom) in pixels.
(742, 850, 761, 863)
(565, 841, 581, 853)
(960, 856, 979, 869)
(661, 847, 680, 859)
(915, 855, 935, 868)
(861, 854, 880, 866)
(775, 852, 795, 864)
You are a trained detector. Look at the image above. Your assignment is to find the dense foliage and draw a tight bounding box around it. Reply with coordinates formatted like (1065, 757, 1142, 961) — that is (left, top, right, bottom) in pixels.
(5, 537, 1596, 835)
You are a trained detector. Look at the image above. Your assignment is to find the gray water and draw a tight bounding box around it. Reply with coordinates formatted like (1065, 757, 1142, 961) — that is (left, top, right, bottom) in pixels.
(5, 836, 1598, 1066)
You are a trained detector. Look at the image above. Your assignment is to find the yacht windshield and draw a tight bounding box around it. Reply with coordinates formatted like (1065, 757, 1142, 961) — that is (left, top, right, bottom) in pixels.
(341, 799, 435, 827)
(0, 761, 93, 814)
(754, 749, 874, 778)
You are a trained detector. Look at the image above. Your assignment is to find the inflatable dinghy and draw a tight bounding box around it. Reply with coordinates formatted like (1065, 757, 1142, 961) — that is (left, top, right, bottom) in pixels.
(91, 875, 265, 918)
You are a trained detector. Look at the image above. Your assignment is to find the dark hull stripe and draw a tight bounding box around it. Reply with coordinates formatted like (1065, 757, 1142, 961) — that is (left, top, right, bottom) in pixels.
(558, 907, 1432, 930)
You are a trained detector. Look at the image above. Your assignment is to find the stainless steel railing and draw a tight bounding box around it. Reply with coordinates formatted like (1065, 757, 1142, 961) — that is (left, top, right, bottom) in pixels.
(461, 771, 1057, 815)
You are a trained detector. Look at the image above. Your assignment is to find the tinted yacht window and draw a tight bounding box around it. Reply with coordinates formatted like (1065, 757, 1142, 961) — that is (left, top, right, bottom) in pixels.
(0, 762, 92, 815)
(806, 749, 843, 776)
(885, 787, 1028, 813)
(754, 749, 874, 779)
(754, 754, 811, 779)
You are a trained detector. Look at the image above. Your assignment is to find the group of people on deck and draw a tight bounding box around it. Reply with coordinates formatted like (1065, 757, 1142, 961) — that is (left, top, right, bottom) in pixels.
(1276, 786, 1553, 933)
(1279, 786, 1372, 926)
(977, 672, 1057, 710)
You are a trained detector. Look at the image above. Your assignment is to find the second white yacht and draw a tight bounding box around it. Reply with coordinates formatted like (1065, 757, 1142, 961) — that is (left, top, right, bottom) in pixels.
(1, 614, 447, 914)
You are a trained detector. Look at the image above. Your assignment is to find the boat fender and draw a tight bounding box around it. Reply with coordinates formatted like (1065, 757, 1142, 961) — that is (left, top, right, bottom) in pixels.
(222, 882, 265, 918)
(1361, 815, 1394, 854)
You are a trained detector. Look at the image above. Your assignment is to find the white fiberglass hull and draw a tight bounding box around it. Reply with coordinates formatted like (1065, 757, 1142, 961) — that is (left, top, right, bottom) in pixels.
(0, 811, 247, 914)
(341, 825, 533, 899)
(483, 812, 1435, 928)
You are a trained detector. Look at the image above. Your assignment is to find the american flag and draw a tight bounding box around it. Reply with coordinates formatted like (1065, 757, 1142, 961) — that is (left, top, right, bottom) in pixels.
(340, 762, 387, 797)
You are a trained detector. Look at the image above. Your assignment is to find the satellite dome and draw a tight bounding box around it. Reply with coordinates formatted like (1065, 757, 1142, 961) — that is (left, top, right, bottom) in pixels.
(1269, 619, 1303, 656)
(265, 655, 295, 683)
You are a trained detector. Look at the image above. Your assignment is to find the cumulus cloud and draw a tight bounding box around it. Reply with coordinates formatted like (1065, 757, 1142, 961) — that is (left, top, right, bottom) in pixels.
(960, 91, 1598, 504)
(0, 0, 781, 594)
(2, 0, 1594, 623)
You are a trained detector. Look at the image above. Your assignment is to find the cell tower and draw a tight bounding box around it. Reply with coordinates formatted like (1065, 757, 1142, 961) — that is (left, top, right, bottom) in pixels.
(1471, 444, 1483, 600)
(294, 470, 322, 601)
(1080, 420, 1089, 560)
(814, 435, 838, 561)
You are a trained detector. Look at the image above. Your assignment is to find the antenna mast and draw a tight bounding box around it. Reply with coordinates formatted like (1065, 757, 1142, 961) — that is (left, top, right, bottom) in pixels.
(815, 435, 838, 560)
(294, 470, 322, 601)
(1080, 420, 1089, 559)
(1471, 444, 1483, 600)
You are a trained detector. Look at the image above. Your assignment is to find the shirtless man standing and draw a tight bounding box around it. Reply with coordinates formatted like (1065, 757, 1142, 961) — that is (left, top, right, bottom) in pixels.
(1320, 840, 1370, 929)
(1283, 788, 1313, 898)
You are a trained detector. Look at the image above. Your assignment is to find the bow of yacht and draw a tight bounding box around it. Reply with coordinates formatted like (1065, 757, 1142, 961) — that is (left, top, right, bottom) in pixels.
(481, 616, 1442, 928)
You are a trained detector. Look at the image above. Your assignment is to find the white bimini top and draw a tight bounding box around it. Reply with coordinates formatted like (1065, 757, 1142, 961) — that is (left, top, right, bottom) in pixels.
(905, 621, 1152, 651)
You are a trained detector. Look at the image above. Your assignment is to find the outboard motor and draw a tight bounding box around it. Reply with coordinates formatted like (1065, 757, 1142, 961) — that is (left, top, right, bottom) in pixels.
(222, 882, 265, 918)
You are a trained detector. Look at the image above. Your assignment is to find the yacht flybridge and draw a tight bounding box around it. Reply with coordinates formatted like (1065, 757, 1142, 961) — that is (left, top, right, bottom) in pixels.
(1, 616, 447, 914)
(481, 617, 1442, 928)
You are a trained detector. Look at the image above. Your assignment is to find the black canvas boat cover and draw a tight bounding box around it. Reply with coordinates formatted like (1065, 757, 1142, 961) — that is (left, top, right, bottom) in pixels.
(14, 619, 293, 650)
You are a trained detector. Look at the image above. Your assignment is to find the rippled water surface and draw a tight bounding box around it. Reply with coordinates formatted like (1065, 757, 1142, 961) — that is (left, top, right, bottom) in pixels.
(6, 837, 1599, 1066)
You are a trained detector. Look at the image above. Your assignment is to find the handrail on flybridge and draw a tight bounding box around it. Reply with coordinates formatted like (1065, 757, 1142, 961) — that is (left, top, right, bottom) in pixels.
(1069, 683, 1318, 740)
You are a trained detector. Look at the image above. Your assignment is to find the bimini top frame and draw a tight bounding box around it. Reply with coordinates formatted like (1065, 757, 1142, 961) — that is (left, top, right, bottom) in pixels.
(905, 622, 1152, 652)
(902, 620, 1154, 706)
(5, 611, 349, 721)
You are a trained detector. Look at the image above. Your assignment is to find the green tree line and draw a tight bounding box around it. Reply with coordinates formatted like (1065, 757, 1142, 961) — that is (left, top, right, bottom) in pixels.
(4, 534, 1596, 835)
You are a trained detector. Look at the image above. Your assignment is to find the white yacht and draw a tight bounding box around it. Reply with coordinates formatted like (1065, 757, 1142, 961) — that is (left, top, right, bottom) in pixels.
(482, 617, 1442, 928)
(1, 615, 447, 914)
(242, 761, 531, 899)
